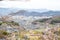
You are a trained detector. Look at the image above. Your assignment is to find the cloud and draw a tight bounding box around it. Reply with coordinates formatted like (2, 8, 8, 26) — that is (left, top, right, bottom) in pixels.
(0, 0, 60, 10)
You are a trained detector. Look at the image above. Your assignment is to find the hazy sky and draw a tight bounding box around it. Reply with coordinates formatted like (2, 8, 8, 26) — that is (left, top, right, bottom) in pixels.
(0, 0, 60, 10)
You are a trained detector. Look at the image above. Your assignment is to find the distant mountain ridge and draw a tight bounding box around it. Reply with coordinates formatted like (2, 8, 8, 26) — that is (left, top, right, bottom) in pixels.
(9, 10, 60, 16)
(0, 8, 20, 16)
(0, 8, 60, 16)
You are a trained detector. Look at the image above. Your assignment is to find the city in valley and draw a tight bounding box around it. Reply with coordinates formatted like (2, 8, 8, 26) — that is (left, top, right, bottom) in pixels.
(0, 9, 60, 40)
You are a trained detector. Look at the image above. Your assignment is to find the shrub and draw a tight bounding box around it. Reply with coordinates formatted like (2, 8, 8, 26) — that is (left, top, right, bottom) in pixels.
(0, 22, 2, 25)
(2, 31, 9, 35)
